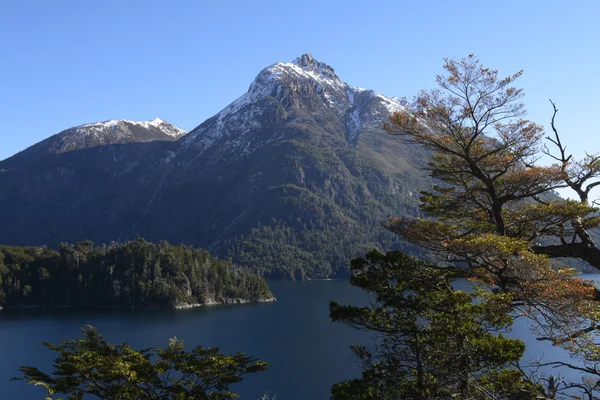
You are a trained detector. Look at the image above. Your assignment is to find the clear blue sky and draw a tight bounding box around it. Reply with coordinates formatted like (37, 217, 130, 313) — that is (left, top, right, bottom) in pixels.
(1, 0, 599, 167)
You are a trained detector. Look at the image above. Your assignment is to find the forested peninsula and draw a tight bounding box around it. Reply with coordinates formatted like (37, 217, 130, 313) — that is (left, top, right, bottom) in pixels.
(0, 239, 273, 309)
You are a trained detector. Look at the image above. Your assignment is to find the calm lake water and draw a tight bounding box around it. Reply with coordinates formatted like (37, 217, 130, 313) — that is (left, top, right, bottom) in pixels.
(0, 277, 596, 399)
(0, 280, 370, 400)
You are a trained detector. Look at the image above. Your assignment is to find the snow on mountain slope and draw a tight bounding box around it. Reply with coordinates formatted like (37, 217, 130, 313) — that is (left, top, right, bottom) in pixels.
(1, 118, 187, 166)
(79, 118, 186, 139)
(53, 118, 187, 153)
(0, 53, 431, 279)
(179, 54, 409, 157)
(219, 53, 408, 122)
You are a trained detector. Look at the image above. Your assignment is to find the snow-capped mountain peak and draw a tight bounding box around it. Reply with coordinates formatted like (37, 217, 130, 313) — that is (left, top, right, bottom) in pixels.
(209, 55, 354, 127)
(0, 54, 431, 276)
(241, 54, 347, 105)
(181, 54, 411, 155)
(79, 118, 186, 139)
(25, 118, 189, 156)
(291, 53, 340, 82)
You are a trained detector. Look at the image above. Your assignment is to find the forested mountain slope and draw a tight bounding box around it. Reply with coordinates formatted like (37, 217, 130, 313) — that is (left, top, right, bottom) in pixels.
(0, 54, 432, 278)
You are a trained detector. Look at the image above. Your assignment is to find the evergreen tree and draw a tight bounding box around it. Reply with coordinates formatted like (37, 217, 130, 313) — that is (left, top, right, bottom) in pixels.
(330, 250, 543, 399)
(380, 55, 600, 396)
(14, 326, 267, 400)
(0, 239, 272, 309)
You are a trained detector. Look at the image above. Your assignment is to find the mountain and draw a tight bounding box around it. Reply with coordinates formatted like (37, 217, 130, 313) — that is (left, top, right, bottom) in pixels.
(1, 118, 186, 169)
(0, 54, 430, 279)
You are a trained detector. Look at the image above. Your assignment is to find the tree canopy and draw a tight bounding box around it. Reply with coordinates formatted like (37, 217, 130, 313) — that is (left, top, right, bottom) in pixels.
(330, 250, 543, 399)
(0, 239, 272, 309)
(14, 325, 267, 400)
(333, 55, 600, 398)
(383, 54, 600, 343)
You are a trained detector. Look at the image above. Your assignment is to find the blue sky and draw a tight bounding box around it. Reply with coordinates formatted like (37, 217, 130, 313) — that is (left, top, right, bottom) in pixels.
(1, 0, 599, 169)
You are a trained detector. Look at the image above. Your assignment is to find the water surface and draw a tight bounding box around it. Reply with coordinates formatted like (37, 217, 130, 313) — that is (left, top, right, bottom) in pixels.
(0, 280, 368, 399)
(1, 277, 597, 399)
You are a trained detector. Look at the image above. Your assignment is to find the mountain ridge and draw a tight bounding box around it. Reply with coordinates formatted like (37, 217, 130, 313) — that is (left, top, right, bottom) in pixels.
(1, 117, 186, 171)
(0, 54, 428, 279)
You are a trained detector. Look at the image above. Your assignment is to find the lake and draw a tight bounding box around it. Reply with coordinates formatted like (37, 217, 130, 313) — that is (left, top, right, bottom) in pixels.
(0, 280, 370, 399)
(0, 278, 594, 399)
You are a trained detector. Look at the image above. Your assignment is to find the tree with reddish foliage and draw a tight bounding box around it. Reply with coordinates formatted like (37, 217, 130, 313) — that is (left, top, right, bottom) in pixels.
(333, 55, 600, 398)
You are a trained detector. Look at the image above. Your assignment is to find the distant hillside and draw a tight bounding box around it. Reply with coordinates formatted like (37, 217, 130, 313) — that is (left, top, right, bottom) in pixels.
(0, 54, 433, 279)
(2, 117, 186, 169)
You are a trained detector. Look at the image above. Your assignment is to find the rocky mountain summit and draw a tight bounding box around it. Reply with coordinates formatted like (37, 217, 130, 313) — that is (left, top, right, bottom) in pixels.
(53, 117, 187, 152)
(0, 54, 429, 279)
(2, 118, 186, 169)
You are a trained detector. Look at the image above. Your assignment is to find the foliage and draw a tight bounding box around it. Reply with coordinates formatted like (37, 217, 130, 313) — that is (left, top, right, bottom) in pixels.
(380, 55, 600, 396)
(228, 215, 415, 280)
(227, 158, 427, 280)
(0, 239, 272, 308)
(330, 250, 543, 399)
(222, 127, 430, 279)
(384, 54, 600, 272)
(13, 325, 267, 399)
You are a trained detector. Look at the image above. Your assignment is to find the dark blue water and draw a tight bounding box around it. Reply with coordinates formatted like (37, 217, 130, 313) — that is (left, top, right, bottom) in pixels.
(0, 280, 369, 400)
(0, 277, 595, 399)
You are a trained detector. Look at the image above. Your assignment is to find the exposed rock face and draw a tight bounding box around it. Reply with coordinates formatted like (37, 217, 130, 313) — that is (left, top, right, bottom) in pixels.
(0, 54, 429, 279)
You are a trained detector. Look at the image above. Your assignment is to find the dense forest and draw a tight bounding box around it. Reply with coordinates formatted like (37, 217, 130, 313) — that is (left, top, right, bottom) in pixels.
(0, 239, 273, 309)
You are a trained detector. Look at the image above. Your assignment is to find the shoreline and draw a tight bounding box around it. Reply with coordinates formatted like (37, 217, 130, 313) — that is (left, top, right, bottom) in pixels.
(0, 296, 277, 311)
(173, 296, 277, 309)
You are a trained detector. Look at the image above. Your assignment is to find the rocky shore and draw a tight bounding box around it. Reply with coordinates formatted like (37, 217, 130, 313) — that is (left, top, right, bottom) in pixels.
(173, 296, 277, 309)
(0, 296, 277, 311)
